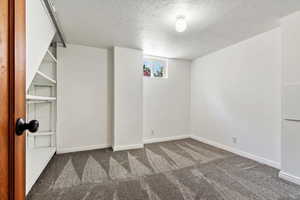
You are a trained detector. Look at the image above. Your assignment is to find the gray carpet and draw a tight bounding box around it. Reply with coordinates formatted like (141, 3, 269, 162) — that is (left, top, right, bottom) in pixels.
(27, 139, 300, 200)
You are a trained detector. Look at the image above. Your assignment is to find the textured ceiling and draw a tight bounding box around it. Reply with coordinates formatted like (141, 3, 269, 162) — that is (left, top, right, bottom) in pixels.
(54, 0, 300, 60)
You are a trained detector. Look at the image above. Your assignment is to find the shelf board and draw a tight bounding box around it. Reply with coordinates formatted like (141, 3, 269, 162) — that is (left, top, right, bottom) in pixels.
(43, 50, 57, 63)
(284, 118, 300, 122)
(28, 131, 55, 137)
(32, 70, 56, 85)
(26, 147, 56, 194)
(26, 95, 56, 102)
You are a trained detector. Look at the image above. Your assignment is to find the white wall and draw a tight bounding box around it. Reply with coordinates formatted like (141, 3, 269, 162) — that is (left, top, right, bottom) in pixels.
(143, 59, 191, 143)
(113, 47, 143, 150)
(57, 44, 113, 153)
(190, 28, 282, 167)
(280, 11, 300, 184)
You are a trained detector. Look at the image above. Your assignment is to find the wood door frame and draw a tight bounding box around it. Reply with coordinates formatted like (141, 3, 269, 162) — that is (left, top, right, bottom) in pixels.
(0, 0, 26, 199)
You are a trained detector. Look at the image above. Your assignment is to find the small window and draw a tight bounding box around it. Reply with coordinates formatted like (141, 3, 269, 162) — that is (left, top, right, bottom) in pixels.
(143, 57, 168, 78)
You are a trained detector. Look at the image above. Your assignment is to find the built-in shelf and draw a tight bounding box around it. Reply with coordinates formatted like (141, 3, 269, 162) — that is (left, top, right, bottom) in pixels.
(43, 50, 57, 63)
(26, 43, 58, 195)
(28, 131, 55, 137)
(32, 70, 56, 85)
(26, 95, 56, 102)
(26, 147, 56, 194)
(284, 118, 300, 122)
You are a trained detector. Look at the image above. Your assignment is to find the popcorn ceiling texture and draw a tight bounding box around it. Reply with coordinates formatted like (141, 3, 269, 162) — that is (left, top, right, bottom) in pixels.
(27, 139, 300, 200)
(54, 0, 300, 59)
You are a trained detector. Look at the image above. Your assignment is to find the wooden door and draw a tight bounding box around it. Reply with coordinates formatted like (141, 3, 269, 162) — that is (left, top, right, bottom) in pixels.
(0, 0, 26, 199)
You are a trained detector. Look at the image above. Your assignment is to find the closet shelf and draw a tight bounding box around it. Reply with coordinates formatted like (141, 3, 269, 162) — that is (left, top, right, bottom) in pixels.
(26, 147, 56, 194)
(26, 95, 56, 102)
(28, 131, 55, 137)
(32, 70, 56, 85)
(43, 50, 57, 63)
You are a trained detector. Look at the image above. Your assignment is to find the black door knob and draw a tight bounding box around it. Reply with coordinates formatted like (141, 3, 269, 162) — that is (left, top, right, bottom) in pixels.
(16, 118, 39, 136)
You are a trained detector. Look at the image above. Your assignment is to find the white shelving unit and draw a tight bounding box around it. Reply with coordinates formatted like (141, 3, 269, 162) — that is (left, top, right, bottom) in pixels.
(44, 50, 57, 63)
(32, 70, 56, 85)
(26, 44, 57, 194)
(26, 147, 56, 194)
(27, 98, 56, 105)
(28, 131, 55, 136)
(26, 95, 56, 101)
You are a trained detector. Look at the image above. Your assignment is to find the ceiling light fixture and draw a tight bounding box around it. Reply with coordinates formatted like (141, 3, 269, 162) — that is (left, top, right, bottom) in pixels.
(175, 16, 187, 32)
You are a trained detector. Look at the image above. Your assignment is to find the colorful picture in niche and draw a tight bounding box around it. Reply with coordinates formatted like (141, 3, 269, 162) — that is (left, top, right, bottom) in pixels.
(143, 63, 151, 77)
(143, 58, 167, 78)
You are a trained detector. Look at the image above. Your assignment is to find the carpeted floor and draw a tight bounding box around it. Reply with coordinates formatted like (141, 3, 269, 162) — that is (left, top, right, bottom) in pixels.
(27, 139, 300, 200)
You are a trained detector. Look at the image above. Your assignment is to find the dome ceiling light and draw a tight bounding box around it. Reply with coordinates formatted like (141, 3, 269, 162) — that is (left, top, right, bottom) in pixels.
(175, 16, 187, 33)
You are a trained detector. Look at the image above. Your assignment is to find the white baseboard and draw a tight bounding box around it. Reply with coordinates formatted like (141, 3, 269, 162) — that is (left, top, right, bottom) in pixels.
(190, 135, 280, 169)
(144, 135, 191, 144)
(279, 171, 300, 185)
(113, 144, 144, 152)
(56, 135, 281, 171)
(57, 144, 111, 154)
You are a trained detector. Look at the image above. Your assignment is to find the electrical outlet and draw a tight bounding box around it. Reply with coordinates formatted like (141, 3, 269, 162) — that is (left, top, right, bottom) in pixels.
(232, 137, 237, 144)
